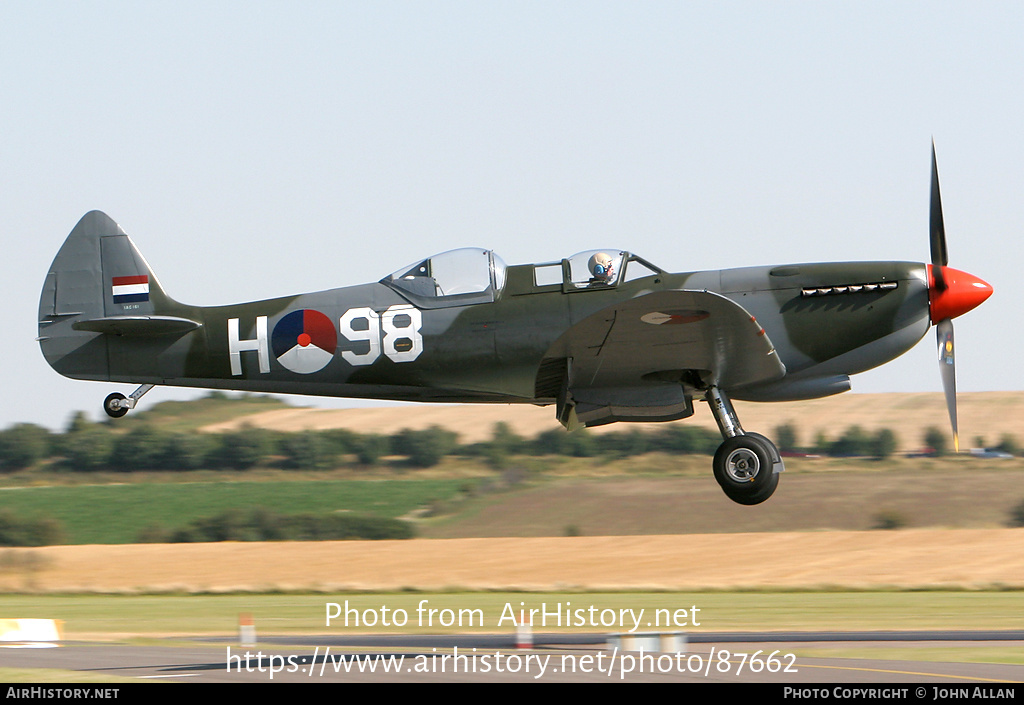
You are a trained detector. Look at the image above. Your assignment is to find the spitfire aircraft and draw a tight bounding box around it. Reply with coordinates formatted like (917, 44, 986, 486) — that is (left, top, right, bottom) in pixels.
(38, 147, 991, 504)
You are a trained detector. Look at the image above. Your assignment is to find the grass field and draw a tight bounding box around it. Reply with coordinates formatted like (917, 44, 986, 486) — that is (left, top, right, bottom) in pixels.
(2, 457, 1023, 543)
(3, 591, 1023, 637)
(421, 460, 1024, 537)
(0, 478, 471, 544)
(3, 530, 1021, 594)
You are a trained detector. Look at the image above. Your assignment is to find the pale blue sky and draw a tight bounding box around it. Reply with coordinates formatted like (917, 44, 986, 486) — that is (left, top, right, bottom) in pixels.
(3, 2, 1021, 430)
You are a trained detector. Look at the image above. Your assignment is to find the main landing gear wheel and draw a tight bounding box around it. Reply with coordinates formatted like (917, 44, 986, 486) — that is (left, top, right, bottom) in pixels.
(103, 393, 129, 419)
(713, 434, 779, 506)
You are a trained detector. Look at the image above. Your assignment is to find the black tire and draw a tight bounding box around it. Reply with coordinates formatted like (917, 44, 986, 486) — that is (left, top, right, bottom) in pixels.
(713, 435, 779, 505)
(103, 392, 129, 419)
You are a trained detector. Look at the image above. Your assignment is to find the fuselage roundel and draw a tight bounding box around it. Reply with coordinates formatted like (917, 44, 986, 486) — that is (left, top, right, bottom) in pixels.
(271, 309, 337, 374)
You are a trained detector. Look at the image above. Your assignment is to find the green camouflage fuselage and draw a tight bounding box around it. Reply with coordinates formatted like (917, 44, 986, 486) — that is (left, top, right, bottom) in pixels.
(38, 213, 931, 422)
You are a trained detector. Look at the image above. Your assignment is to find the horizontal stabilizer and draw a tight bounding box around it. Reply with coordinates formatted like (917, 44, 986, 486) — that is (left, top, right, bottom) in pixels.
(71, 315, 201, 337)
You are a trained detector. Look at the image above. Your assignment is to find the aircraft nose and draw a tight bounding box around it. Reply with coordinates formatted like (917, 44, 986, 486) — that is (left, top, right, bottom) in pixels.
(927, 265, 993, 323)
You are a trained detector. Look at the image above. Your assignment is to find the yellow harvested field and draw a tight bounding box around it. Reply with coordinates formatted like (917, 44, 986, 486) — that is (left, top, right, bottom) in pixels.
(6, 529, 1024, 593)
(202, 391, 1024, 450)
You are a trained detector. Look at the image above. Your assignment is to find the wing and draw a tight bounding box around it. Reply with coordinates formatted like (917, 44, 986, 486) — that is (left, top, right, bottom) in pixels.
(544, 290, 786, 425)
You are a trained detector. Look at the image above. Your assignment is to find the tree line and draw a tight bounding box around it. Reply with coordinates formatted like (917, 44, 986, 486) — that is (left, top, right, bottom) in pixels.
(0, 415, 728, 473)
(0, 412, 1020, 474)
(775, 422, 1021, 459)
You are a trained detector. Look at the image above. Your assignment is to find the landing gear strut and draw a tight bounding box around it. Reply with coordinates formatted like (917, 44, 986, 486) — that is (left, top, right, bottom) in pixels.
(103, 384, 155, 419)
(705, 386, 783, 505)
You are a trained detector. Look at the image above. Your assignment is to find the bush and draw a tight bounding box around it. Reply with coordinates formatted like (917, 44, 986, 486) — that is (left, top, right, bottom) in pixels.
(529, 426, 601, 457)
(280, 430, 336, 470)
(110, 424, 171, 470)
(825, 426, 898, 459)
(597, 429, 650, 457)
(812, 430, 831, 456)
(61, 425, 114, 470)
(321, 428, 359, 456)
(0, 424, 51, 472)
(1008, 499, 1024, 528)
(869, 428, 898, 459)
(830, 426, 870, 457)
(393, 427, 458, 467)
(775, 423, 798, 453)
(168, 508, 414, 542)
(995, 434, 1020, 457)
(64, 411, 92, 435)
(872, 510, 907, 530)
(532, 429, 571, 455)
(651, 426, 719, 455)
(209, 426, 272, 469)
(292, 513, 415, 540)
(0, 510, 64, 546)
(136, 524, 171, 543)
(924, 427, 949, 457)
(565, 429, 598, 458)
(162, 432, 216, 470)
(485, 422, 523, 468)
(352, 434, 389, 465)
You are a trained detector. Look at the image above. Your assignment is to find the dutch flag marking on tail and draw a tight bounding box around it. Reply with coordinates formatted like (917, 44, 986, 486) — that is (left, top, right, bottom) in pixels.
(112, 275, 150, 304)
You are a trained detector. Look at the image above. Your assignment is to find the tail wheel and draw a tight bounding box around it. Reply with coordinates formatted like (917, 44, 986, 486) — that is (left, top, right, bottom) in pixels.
(713, 435, 779, 505)
(103, 393, 129, 419)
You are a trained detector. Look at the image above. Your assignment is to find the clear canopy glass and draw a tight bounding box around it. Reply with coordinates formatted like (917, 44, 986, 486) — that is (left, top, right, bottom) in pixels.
(383, 248, 506, 302)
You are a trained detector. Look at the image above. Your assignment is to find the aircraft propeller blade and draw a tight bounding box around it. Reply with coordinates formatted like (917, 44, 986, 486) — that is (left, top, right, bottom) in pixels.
(935, 317, 959, 453)
(931, 142, 955, 451)
(930, 141, 948, 291)
(928, 143, 991, 453)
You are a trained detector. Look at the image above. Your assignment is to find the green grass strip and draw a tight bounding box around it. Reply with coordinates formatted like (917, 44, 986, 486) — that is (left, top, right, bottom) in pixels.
(0, 480, 468, 544)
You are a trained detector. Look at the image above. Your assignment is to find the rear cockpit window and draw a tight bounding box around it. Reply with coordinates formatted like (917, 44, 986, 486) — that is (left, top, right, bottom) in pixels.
(383, 248, 507, 307)
(534, 263, 563, 287)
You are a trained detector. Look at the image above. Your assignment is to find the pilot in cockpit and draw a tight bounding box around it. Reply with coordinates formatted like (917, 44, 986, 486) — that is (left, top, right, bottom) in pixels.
(587, 252, 615, 285)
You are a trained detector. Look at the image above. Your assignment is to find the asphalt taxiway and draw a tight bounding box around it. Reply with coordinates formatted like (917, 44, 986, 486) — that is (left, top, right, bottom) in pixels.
(3, 631, 1023, 683)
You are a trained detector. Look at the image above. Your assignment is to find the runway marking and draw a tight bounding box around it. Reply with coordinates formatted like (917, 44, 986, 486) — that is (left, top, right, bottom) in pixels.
(0, 643, 59, 649)
(797, 662, 1018, 683)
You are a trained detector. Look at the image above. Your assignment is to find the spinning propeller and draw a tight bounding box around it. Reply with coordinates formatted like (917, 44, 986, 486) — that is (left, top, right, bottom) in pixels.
(926, 142, 993, 452)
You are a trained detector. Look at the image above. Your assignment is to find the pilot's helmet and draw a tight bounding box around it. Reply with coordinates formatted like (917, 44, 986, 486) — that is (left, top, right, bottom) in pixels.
(588, 252, 614, 280)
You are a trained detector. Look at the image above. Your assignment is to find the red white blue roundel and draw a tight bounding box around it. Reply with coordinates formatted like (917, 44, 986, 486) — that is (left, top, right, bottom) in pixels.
(271, 309, 337, 374)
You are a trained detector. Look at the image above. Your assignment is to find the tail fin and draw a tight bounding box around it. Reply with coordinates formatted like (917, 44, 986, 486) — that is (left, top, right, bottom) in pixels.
(38, 211, 185, 380)
(39, 211, 172, 319)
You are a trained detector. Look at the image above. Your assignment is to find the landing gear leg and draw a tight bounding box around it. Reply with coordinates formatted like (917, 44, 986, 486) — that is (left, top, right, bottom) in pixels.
(704, 386, 783, 505)
(103, 384, 155, 419)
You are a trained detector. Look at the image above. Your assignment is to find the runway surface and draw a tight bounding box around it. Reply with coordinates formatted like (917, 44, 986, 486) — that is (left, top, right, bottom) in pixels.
(3, 631, 1023, 683)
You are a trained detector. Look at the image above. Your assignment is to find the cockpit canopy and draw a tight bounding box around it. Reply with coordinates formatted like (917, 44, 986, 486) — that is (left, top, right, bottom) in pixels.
(382, 248, 507, 308)
(382, 246, 663, 306)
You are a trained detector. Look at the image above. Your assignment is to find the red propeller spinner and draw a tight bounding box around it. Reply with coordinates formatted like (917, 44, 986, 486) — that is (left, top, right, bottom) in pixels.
(927, 265, 992, 323)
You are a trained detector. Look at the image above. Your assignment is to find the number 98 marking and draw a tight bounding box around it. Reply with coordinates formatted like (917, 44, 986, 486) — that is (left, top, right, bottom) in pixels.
(340, 305, 423, 365)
